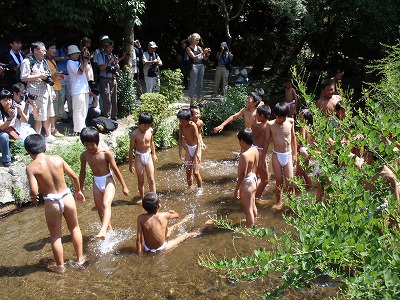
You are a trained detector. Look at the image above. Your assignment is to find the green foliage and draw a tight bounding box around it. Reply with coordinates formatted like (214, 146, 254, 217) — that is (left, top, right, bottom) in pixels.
(117, 71, 138, 118)
(114, 132, 131, 165)
(159, 69, 185, 104)
(133, 93, 178, 148)
(47, 141, 93, 188)
(200, 45, 400, 299)
(201, 85, 250, 135)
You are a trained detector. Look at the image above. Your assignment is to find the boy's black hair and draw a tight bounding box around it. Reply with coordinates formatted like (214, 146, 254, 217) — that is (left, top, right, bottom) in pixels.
(44, 39, 57, 50)
(80, 126, 100, 145)
(24, 134, 46, 154)
(9, 34, 21, 44)
(11, 83, 25, 94)
(237, 128, 254, 145)
(321, 78, 335, 90)
(335, 69, 344, 75)
(273, 102, 290, 117)
(300, 109, 313, 126)
(249, 92, 262, 106)
(138, 112, 153, 125)
(142, 192, 160, 214)
(177, 109, 191, 121)
(0, 89, 12, 100)
(257, 105, 271, 119)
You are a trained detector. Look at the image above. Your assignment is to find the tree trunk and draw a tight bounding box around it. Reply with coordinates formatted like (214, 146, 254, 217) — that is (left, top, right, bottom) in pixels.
(123, 22, 135, 78)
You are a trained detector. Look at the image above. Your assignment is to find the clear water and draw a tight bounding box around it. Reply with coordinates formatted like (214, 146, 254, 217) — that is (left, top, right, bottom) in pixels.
(0, 131, 337, 299)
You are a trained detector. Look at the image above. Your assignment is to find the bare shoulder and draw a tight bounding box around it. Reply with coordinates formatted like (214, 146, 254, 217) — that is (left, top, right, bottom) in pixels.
(288, 117, 295, 125)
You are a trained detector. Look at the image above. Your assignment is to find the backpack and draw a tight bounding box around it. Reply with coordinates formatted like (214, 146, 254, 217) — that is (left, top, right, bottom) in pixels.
(90, 116, 118, 134)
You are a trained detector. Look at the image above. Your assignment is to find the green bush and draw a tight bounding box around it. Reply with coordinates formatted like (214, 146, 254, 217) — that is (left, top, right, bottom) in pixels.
(114, 132, 131, 165)
(117, 70, 137, 117)
(199, 54, 400, 299)
(133, 92, 178, 148)
(47, 140, 93, 187)
(201, 85, 250, 135)
(160, 69, 185, 104)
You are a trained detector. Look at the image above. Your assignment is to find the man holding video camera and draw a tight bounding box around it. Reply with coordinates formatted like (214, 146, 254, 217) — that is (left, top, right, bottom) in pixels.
(20, 41, 57, 143)
(213, 42, 233, 97)
(97, 38, 119, 120)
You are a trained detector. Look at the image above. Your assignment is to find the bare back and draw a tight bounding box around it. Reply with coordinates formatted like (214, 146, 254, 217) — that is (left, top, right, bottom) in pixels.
(137, 212, 169, 248)
(26, 154, 69, 196)
(240, 146, 259, 177)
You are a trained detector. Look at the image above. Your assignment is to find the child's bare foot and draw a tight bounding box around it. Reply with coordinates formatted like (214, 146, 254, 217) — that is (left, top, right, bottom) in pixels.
(47, 263, 66, 273)
(272, 202, 285, 211)
(191, 220, 214, 237)
(96, 229, 107, 240)
(196, 188, 204, 196)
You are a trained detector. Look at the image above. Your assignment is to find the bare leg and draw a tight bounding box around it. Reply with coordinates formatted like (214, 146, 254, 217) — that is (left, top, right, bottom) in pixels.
(43, 119, 52, 137)
(193, 156, 203, 188)
(271, 153, 284, 204)
(62, 195, 84, 263)
(93, 177, 115, 239)
(34, 120, 42, 134)
(135, 156, 146, 198)
(240, 179, 257, 227)
(145, 157, 156, 193)
(255, 152, 269, 198)
(166, 214, 193, 238)
(45, 201, 64, 267)
(185, 153, 194, 189)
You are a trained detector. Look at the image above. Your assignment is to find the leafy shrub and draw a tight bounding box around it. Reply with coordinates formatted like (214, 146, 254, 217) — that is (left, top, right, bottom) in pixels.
(201, 85, 250, 135)
(159, 69, 184, 104)
(117, 70, 137, 117)
(47, 140, 93, 187)
(200, 55, 400, 299)
(133, 92, 178, 148)
(114, 132, 131, 164)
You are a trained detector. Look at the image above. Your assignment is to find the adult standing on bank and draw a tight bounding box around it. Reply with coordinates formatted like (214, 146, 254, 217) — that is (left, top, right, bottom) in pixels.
(67, 45, 90, 135)
(186, 33, 211, 106)
(97, 39, 119, 120)
(143, 41, 163, 93)
(213, 42, 233, 97)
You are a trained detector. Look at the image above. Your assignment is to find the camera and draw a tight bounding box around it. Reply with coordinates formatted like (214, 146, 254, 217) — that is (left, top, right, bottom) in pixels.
(147, 63, 159, 77)
(21, 92, 37, 101)
(81, 52, 91, 60)
(106, 55, 120, 77)
(42, 75, 54, 86)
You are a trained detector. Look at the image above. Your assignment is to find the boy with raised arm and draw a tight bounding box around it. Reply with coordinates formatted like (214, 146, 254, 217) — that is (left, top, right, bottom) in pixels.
(129, 112, 158, 198)
(235, 129, 259, 227)
(136, 192, 199, 255)
(79, 127, 129, 239)
(213, 91, 261, 133)
(264, 102, 297, 211)
(251, 104, 271, 199)
(24, 134, 85, 273)
(177, 109, 202, 191)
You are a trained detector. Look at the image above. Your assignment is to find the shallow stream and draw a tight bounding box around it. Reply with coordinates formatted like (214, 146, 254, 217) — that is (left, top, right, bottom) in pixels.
(0, 131, 337, 299)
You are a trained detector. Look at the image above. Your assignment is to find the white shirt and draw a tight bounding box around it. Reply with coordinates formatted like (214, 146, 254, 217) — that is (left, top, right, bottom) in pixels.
(67, 60, 90, 96)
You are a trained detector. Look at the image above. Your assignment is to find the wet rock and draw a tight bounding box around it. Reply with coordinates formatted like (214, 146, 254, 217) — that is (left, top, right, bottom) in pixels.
(0, 161, 30, 205)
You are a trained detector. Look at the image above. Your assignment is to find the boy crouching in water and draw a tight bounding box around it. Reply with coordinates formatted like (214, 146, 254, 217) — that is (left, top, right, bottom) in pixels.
(177, 109, 203, 191)
(235, 129, 259, 227)
(24, 134, 85, 273)
(264, 102, 297, 211)
(136, 192, 201, 255)
(79, 127, 129, 239)
(129, 112, 158, 198)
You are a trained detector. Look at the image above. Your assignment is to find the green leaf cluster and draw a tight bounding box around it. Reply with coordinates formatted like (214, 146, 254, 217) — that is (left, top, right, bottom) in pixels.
(117, 71, 138, 118)
(199, 43, 400, 299)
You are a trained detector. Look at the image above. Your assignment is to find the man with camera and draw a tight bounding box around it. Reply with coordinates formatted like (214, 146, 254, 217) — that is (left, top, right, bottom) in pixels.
(67, 45, 90, 134)
(20, 41, 57, 143)
(143, 41, 163, 93)
(97, 39, 119, 120)
(213, 42, 233, 97)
